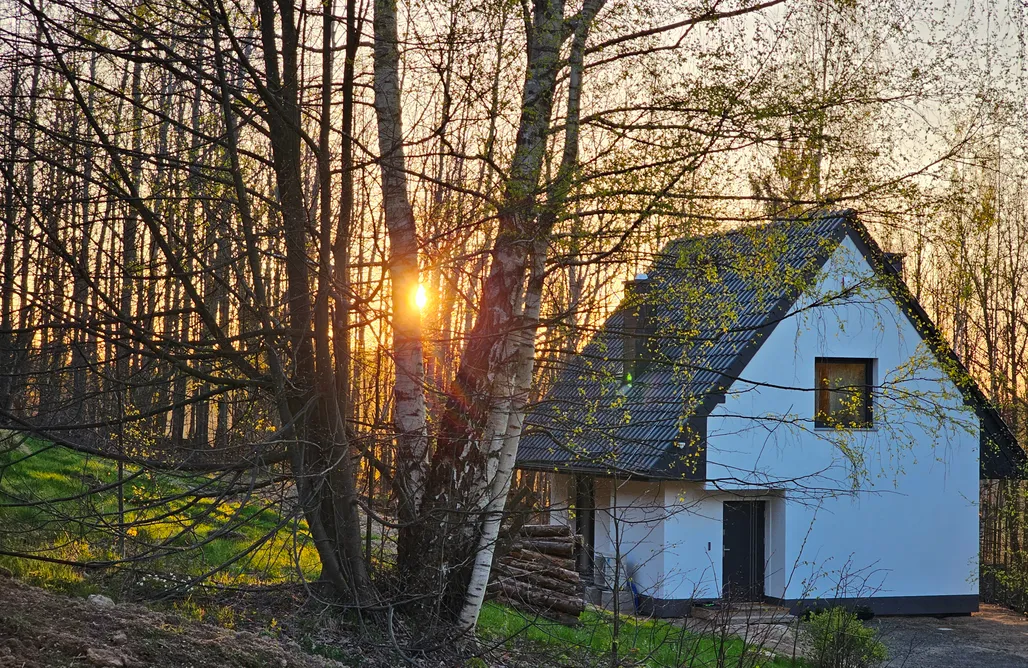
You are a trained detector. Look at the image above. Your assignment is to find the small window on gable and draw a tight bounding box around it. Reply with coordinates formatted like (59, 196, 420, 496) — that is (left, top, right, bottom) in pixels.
(815, 358, 873, 428)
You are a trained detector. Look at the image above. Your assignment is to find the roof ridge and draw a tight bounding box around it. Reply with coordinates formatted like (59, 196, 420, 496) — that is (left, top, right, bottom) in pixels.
(665, 208, 856, 246)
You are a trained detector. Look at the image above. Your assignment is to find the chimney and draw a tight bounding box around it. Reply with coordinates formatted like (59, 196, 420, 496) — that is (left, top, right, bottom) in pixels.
(883, 252, 905, 277)
(623, 273, 651, 385)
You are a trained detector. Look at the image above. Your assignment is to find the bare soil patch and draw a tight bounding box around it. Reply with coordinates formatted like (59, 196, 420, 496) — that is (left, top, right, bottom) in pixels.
(0, 576, 347, 668)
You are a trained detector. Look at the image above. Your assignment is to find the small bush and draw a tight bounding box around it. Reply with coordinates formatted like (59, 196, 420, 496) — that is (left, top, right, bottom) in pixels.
(802, 607, 887, 668)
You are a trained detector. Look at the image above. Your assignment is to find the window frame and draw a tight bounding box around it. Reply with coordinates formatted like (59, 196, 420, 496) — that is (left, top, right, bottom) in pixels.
(814, 357, 875, 429)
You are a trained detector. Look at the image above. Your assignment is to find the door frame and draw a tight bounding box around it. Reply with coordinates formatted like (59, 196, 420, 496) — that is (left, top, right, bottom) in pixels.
(722, 499, 766, 602)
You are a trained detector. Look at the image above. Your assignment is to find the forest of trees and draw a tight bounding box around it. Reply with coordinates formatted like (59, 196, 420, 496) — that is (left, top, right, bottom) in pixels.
(0, 0, 1025, 651)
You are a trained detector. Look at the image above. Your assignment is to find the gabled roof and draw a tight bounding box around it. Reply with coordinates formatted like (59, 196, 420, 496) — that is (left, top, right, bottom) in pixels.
(517, 210, 1025, 479)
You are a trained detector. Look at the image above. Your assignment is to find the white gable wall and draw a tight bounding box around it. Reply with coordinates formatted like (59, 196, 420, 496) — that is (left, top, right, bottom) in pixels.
(702, 234, 979, 602)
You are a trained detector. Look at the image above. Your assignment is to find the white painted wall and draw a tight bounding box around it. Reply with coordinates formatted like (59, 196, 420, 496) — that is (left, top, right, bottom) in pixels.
(766, 495, 787, 598)
(548, 476, 667, 598)
(659, 485, 789, 601)
(595, 480, 666, 598)
(702, 234, 980, 602)
(549, 473, 572, 529)
(662, 483, 723, 600)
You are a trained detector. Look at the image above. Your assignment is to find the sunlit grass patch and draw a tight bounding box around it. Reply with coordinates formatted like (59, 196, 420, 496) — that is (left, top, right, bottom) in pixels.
(0, 434, 321, 592)
(477, 602, 802, 667)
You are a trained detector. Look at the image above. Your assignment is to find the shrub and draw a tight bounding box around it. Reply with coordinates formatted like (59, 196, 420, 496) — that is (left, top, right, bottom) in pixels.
(802, 607, 887, 668)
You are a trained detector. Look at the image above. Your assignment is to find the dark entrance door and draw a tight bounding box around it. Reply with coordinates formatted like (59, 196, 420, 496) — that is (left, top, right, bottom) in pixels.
(722, 500, 766, 601)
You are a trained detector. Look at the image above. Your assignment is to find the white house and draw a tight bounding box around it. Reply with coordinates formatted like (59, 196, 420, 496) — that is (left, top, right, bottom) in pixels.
(517, 211, 1024, 617)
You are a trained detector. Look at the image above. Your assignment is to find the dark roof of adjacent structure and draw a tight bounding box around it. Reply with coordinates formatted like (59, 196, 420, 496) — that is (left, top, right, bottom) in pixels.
(516, 210, 1025, 480)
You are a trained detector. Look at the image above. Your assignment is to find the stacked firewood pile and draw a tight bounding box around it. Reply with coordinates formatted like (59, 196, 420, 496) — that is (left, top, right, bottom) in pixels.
(488, 524, 586, 625)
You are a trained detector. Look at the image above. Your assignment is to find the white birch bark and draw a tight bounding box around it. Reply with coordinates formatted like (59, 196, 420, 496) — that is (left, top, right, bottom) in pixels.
(458, 0, 606, 630)
(372, 0, 429, 532)
(458, 240, 547, 631)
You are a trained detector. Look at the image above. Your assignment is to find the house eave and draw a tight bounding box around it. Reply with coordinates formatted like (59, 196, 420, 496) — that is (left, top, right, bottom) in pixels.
(514, 459, 706, 483)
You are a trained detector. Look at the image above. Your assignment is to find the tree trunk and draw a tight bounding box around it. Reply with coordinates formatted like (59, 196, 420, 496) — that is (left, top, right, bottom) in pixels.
(456, 0, 603, 629)
(401, 0, 576, 623)
(252, 0, 371, 603)
(0, 64, 20, 416)
(372, 0, 429, 568)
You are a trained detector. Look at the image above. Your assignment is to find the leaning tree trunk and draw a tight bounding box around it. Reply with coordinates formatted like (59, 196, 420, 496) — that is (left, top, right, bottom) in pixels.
(457, 239, 547, 629)
(405, 0, 571, 621)
(456, 0, 603, 629)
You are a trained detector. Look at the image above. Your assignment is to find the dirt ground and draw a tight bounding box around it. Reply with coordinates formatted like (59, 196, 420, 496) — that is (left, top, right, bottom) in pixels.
(3, 571, 1026, 668)
(873, 604, 1028, 668)
(0, 576, 350, 668)
(680, 603, 1028, 667)
(0, 575, 571, 668)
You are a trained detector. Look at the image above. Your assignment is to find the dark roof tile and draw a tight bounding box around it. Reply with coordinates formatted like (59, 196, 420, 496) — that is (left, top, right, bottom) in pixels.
(518, 211, 853, 476)
(517, 209, 1025, 479)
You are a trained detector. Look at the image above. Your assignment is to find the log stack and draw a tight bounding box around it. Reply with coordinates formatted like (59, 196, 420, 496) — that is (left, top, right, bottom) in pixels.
(488, 524, 586, 625)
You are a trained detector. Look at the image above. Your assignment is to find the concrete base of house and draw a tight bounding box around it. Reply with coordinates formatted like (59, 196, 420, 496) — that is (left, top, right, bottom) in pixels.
(598, 593, 979, 619)
(689, 601, 795, 624)
(768, 594, 979, 617)
(588, 587, 639, 614)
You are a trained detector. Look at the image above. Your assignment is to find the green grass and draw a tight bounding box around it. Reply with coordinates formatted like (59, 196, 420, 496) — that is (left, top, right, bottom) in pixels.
(478, 602, 803, 667)
(0, 431, 321, 594)
(2, 432, 802, 666)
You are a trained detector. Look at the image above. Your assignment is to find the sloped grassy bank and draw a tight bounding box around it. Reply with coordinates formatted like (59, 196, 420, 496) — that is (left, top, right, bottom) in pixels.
(1, 435, 803, 667)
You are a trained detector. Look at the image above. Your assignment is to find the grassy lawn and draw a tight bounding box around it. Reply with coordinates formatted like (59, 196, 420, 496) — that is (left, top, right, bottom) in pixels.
(2, 433, 805, 666)
(0, 432, 321, 595)
(478, 602, 803, 667)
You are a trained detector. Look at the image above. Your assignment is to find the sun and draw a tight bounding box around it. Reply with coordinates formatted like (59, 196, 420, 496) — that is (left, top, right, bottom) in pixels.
(415, 284, 428, 311)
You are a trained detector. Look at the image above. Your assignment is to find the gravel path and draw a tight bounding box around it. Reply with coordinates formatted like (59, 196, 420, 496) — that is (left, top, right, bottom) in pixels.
(874, 604, 1028, 668)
